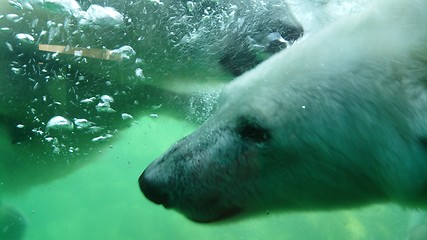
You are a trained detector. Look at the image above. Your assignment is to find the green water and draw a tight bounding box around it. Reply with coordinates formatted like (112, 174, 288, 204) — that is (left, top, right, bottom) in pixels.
(2, 115, 412, 240)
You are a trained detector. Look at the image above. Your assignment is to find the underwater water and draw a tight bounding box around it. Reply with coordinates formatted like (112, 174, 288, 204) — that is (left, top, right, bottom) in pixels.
(0, 0, 424, 239)
(1, 115, 414, 240)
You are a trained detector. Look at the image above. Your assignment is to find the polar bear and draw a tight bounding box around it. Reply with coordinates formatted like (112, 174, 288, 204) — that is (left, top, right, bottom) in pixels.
(139, 0, 427, 223)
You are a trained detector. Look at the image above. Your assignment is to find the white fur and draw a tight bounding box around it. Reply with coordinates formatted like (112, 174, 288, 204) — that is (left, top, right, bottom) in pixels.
(141, 0, 427, 222)
(219, 0, 427, 204)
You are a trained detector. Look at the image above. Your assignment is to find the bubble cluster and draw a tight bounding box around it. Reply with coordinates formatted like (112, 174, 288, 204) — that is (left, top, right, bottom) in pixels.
(186, 90, 220, 123)
(1, 0, 295, 156)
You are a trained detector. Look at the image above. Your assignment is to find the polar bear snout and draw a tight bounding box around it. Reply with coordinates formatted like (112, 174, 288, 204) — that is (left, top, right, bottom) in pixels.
(138, 125, 255, 222)
(139, 169, 170, 207)
(139, 151, 244, 222)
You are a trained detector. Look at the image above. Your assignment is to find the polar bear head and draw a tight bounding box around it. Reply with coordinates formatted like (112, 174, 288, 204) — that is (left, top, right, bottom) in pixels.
(139, 0, 427, 223)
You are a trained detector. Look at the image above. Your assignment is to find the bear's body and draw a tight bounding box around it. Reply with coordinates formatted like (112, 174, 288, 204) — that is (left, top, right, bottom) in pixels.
(139, 0, 427, 223)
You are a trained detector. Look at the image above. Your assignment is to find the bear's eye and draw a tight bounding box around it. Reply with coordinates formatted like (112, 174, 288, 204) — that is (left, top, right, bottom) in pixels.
(236, 117, 270, 143)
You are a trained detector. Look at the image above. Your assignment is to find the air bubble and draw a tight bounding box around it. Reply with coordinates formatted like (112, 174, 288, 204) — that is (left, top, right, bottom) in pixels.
(80, 97, 96, 104)
(46, 116, 73, 133)
(5, 42, 13, 52)
(43, 0, 81, 16)
(100, 95, 114, 103)
(15, 33, 35, 44)
(110, 45, 136, 60)
(148, 0, 164, 5)
(79, 4, 124, 28)
(96, 95, 115, 113)
(11, 67, 22, 75)
(135, 68, 145, 79)
(96, 102, 111, 112)
(91, 134, 113, 142)
(6, 14, 23, 23)
(8, 0, 23, 10)
(186, 1, 195, 12)
(87, 126, 104, 133)
(121, 113, 133, 120)
(73, 118, 93, 129)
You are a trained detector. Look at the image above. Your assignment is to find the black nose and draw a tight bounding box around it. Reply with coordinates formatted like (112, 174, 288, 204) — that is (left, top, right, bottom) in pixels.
(138, 170, 169, 206)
